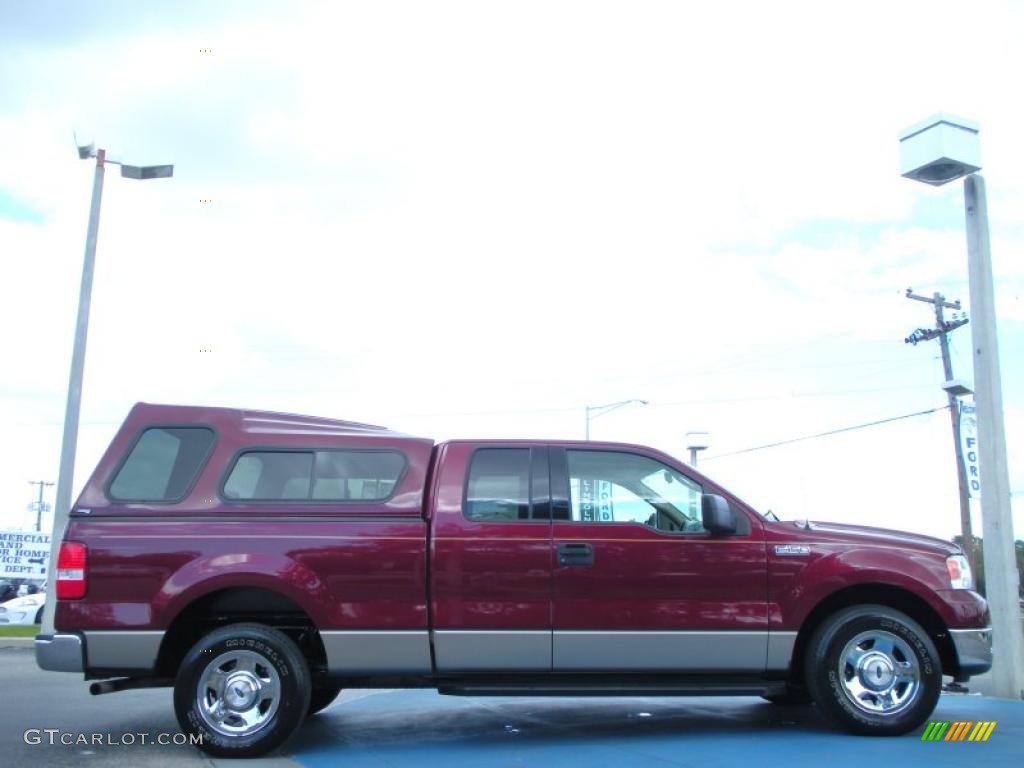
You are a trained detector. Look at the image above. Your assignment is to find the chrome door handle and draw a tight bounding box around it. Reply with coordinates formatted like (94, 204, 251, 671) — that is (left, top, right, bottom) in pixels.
(557, 542, 594, 566)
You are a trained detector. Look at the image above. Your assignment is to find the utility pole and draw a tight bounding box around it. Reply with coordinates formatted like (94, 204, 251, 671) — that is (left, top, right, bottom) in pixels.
(28, 480, 54, 532)
(903, 288, 975, 573)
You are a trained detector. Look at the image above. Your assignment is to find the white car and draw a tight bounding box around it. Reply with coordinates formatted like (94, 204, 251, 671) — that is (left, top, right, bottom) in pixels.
(0, 593, 45, 625)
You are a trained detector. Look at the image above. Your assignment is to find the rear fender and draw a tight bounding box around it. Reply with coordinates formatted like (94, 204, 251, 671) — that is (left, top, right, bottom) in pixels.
(153, 553, 329, 628)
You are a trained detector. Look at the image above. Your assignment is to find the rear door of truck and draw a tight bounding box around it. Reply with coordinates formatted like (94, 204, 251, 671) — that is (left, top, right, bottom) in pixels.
(428, 441, 552, 671)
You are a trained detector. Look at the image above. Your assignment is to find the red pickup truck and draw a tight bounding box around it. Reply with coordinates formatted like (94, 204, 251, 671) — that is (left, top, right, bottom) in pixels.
(36, 403, 991, 757)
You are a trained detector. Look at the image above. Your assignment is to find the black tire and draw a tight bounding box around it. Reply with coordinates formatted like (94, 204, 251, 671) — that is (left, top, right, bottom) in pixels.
(307, 685, 343, 717)
(805, 604, 941, 735)
(762, 685, 812, 706)
(34, 607, 43, 624)
(173, 623, 311, 758)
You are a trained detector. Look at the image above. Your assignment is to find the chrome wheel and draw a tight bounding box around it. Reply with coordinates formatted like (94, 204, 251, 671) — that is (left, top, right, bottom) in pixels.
(838, 629, 919, 716)
(196, 649, 281, 738)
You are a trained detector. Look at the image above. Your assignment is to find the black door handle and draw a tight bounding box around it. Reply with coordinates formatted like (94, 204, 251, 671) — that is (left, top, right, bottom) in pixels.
(557, 542, 594, 566)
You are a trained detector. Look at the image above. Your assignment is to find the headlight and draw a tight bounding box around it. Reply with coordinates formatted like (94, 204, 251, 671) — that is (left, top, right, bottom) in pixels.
(946, 555, 974, 590)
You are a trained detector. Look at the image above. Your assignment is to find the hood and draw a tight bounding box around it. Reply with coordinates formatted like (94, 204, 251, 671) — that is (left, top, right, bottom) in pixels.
(771, 519, 960, 556)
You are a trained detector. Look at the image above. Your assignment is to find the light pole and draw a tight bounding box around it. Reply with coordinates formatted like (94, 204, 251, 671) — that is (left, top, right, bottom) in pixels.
(584, 399, 648, 440)
(900, 113, 1024, 699)
(42, 142, 173, 635)
(686, 431, 710, 467)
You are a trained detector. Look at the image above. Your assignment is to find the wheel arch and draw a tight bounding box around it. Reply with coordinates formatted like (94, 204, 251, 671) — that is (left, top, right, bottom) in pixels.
(155, 586, 326, 678)
(786, 583, 957, 686)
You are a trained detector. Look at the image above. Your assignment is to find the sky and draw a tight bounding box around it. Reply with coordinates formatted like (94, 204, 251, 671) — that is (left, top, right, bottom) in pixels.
(1, 0, 1022, 546)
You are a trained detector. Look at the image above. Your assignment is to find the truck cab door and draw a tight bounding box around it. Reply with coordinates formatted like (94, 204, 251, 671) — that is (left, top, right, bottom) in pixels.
(430, 443, 553, 672)
(549, 446, 769, 672)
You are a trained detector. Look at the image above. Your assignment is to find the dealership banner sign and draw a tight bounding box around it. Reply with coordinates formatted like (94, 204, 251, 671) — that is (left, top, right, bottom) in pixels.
(579, 478, 615, 522)
(959, 402, 981, 498)
(0, 530, 50, 578)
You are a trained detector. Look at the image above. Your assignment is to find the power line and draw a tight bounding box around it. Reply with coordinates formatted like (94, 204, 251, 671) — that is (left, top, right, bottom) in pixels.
(389, 384, 939, 420)
(701, 405, 950, 462)
(5, 381, 943, 427)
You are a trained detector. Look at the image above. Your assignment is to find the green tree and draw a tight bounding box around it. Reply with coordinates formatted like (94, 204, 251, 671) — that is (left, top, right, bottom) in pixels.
(1018, 539, 1024, 598)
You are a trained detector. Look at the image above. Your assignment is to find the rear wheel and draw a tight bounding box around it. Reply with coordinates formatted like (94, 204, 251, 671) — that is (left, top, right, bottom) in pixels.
(174, 623, 311, 758)
(805, 605, 940, 735)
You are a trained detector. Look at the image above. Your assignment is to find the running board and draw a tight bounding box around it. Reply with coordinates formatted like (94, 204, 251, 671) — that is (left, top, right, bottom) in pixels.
(439, 679, 787, 698)
(89, 677, 173, 695)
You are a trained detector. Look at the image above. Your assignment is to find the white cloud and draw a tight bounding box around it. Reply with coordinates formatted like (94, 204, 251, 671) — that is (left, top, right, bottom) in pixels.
(2, 0, 1023, 545)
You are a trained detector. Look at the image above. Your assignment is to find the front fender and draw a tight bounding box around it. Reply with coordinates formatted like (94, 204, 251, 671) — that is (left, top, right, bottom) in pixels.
(776, 545, 952, 628)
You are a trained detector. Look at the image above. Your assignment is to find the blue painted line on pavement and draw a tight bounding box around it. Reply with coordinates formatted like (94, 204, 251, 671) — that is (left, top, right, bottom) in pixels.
(292, 692, 1024, 768)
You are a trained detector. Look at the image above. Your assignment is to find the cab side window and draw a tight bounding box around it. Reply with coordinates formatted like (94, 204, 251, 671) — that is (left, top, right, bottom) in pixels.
(464, 448, 531, 521)
(566, 450, 706, 534)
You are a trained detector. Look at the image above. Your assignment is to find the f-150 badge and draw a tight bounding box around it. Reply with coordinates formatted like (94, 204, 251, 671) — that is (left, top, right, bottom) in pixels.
(774, 544, 810, 556)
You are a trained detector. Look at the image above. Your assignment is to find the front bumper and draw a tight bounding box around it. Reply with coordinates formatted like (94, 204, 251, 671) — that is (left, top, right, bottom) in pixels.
(949, 627, 993, 677)
(35, 633, 84, 673)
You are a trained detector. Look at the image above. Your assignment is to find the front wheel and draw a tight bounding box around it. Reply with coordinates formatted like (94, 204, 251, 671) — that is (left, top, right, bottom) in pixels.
(805, 605, 941, 735)
(174, 623, 311, 758)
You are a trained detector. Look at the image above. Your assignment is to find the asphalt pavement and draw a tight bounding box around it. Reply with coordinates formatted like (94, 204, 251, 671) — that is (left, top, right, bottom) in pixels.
(2, 642, 1022, 767)
(0, 643, 297, 768)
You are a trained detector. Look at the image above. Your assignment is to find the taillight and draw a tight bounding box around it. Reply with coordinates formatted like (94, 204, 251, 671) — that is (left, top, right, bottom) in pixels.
(56, 541, 87, 599)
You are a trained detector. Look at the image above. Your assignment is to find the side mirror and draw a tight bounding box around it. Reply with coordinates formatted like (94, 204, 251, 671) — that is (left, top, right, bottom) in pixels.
(701, 493, 736, 535)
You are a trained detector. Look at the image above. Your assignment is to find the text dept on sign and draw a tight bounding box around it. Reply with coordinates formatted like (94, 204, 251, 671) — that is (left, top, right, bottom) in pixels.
(0, 530, 51, 578)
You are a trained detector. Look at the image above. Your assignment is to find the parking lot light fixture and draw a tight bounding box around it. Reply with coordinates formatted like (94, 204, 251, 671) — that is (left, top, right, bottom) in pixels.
(686, 431, 710, 467)
(120, 163, 174, 180)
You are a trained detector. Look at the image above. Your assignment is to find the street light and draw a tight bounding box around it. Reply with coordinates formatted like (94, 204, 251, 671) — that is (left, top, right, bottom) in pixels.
(900, 114, 1024, 700)
(685, 431, 710, 467)
(942, 380, 973, 398)
(584, 399, 648, 439)
(42, 142, 173, 636)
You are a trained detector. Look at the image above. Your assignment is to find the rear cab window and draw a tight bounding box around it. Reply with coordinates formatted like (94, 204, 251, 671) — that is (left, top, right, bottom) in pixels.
(107, 426, 216, 502)
(463, 446, 550, 521)
(464, 448, 531, 521)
